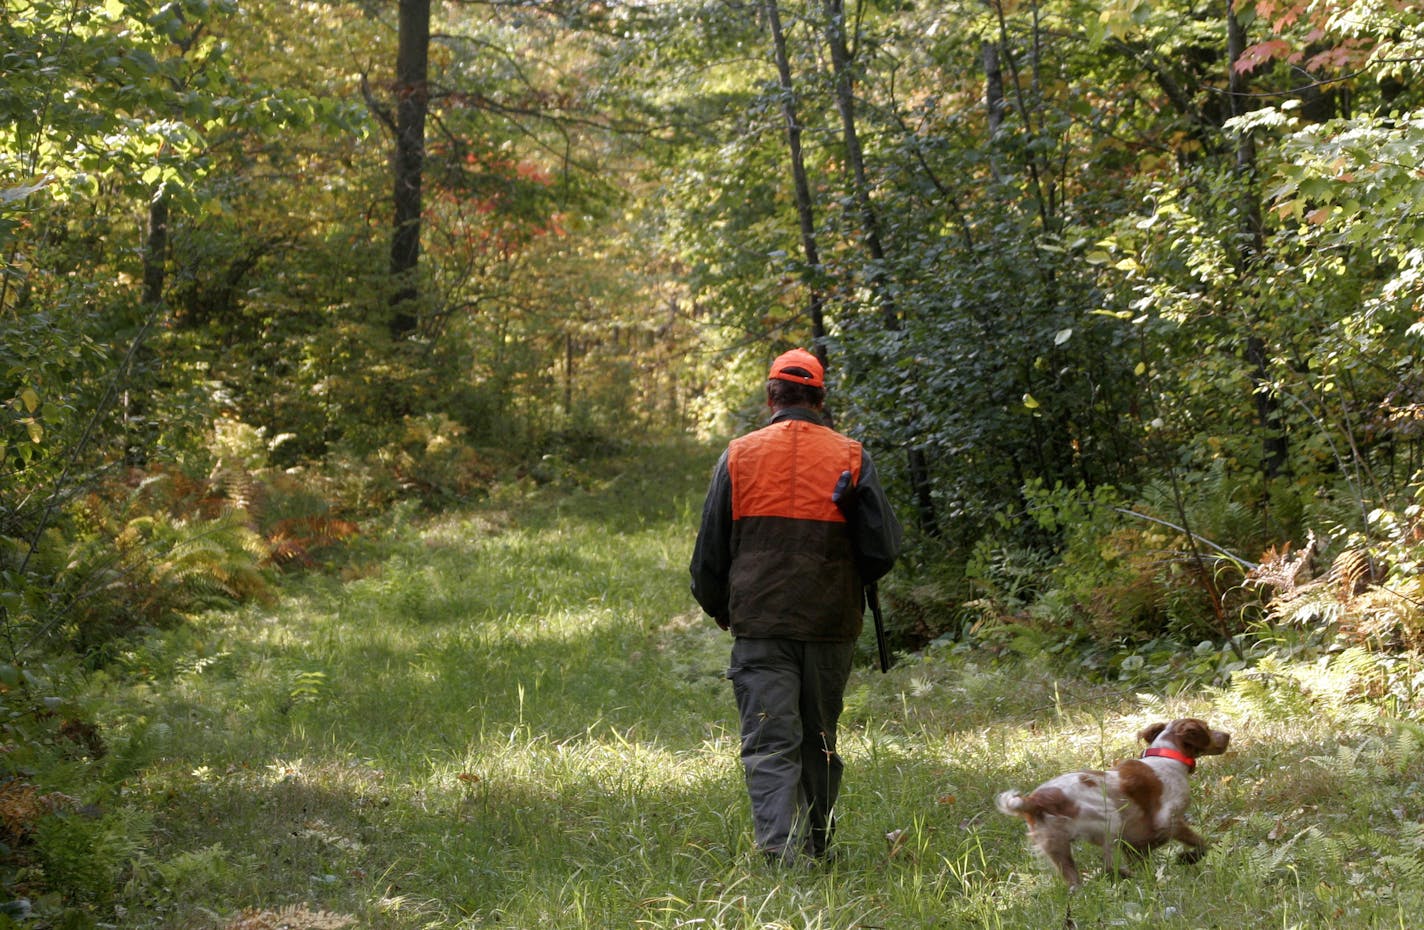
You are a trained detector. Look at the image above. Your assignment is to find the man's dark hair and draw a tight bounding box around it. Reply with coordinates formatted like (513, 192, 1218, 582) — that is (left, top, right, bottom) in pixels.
(768, 378, 825, 409)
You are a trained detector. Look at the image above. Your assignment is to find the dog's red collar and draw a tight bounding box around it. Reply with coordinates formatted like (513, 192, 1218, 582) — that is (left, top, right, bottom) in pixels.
(1143, 746, 1196, 771)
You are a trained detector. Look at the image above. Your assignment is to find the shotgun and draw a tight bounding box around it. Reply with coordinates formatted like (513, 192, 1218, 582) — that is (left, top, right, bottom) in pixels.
(867, 582, 890, 674)
(833, 470, 892, 673)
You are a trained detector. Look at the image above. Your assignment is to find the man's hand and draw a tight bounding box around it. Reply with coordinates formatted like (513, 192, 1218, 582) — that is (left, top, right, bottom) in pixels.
(715, 613, 730, 631)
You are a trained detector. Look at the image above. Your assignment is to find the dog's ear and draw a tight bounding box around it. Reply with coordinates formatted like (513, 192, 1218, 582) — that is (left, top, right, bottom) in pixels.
(1138, 722, 1167, 744)
(1177, 719, 1211, 753)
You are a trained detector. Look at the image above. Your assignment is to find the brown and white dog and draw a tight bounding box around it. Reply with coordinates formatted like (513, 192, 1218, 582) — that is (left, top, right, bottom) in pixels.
(995, 718, 1230, 889)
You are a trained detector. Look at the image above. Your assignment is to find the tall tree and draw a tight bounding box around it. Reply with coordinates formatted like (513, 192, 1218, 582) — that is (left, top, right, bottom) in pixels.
(1226, 0, 1288, 480)
(389, 0, 432, 340)
(763, 0, 828, 365)
(817, 0, 939, 536)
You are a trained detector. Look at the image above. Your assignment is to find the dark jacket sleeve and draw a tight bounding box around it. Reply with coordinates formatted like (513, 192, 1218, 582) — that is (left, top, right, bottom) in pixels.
(852, 451, 902, 584)
(689, 450, 733, 623)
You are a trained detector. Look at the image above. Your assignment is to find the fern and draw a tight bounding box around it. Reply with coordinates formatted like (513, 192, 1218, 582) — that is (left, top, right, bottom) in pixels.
(43, 504, 272, 656)
(1240, 825, 1348, 884)
(147, 842, 231, 896)
(1267, 586, 1344, 628)
(1138, 461, 1257, 554)
(1398, 821, 1424, 851)
(1305, 739, 1373, 781)
(1385, 721, 1424, 773)
(209, 459, 262, 518)
(1240, 831, 1306, 883)
(1135, 692, 1168, 714)
(1296, 827, 1349, 874)
(1229, 655, 1320, 721)
(33, 804, 152, 904)
(1331, 547, 1379, 597)
(288, 670, 329, 704)
(1228, 648, 1383, 725)
(266, 514, 359, 569)
(1379, 853, 1424, 887)
(153, 512, 268, 604)
(102, 719, 173, 784)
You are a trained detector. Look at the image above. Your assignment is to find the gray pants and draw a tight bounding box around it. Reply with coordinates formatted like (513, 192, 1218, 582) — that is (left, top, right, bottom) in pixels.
(727, 637, 855, 861)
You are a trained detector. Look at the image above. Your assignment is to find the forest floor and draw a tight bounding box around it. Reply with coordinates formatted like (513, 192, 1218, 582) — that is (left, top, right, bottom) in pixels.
(89, 440, 1424, 929)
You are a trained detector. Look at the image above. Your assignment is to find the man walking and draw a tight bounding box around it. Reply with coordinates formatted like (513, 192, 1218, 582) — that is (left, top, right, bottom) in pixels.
(690, 348, 902, 866)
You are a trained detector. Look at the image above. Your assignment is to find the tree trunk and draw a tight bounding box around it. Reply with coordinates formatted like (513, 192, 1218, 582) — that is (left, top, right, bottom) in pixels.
(143, 191, 169, 308)
(820, 0, 894, 333)
(564, 331, 574, 419)
(983, 42, 1005, 183)
(983, 43, 1005, 137)
(389, 0, 431, 340)
(819, 0, 939, 537)
(122, 188, 170, 466)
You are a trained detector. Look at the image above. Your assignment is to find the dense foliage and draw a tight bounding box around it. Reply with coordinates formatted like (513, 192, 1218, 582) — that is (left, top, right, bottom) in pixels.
(655, 0, 1424, 655)
(3, 0, 1424, 916)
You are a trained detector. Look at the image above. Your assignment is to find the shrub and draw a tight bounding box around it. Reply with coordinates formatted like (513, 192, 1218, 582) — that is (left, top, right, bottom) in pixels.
(881, 573, 974, 651)
(32, 805, 149, 905)
(65, 500, 269, 657)
(1013, 479, 1187, 644)
(380, 413, 496, 505)
(996, 471, 1270, 646)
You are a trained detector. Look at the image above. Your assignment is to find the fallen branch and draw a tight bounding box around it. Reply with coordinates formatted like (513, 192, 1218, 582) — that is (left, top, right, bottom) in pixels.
(1112, 507, 1257, 571)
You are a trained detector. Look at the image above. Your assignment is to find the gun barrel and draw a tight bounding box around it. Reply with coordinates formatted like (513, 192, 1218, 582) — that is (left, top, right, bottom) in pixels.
(868, 583, 890, 673)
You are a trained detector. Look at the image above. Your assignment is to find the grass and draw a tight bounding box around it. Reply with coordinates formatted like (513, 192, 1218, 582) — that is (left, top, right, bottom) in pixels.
(78, 439, 1424, 929)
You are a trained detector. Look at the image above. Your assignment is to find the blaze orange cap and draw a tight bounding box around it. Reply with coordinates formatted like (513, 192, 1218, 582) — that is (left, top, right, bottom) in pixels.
(768, 348, 825, 388)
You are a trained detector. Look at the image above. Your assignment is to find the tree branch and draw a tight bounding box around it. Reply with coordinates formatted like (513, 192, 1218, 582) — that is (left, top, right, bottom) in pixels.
(360, 72, 397, 133)
(1113, 507, 1257, 570)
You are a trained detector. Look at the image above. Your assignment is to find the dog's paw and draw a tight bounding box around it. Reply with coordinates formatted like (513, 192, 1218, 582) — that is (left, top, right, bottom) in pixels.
(1176, 847, 1206, 865)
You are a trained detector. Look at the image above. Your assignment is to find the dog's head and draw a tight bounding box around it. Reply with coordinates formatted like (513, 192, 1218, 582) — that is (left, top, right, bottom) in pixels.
(1138, 718, 1231, 759)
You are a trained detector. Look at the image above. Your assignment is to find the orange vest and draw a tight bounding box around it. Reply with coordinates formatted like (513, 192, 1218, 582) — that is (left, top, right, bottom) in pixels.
(728, 420, 862, 522)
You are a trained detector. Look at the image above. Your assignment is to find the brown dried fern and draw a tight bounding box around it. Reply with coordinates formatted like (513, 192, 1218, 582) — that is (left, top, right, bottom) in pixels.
(1330, 547, 1380, 599)
(267, 516, 359, 568)
(1246, 530, 1318, 601)
(0, 779, 78, 843)
(221, 904, 357, 930)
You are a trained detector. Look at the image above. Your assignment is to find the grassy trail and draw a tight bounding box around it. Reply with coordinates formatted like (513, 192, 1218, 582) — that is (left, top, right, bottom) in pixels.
(101, 442, 1424, 929)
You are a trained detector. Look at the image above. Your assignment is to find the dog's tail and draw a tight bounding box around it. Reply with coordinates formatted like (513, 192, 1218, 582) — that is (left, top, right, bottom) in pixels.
(996, 790, 1032, 817)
